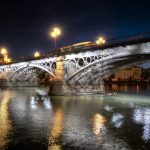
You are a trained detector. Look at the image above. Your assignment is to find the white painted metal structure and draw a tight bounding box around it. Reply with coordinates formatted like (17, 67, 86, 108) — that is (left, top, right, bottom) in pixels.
(0, 42, 150, 86)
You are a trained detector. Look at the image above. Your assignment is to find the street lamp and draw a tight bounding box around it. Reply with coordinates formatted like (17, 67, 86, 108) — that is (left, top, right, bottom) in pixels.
(50, 27, 61, 49)
(34, 51, 40, 58)
(1, 48, 7, 55)
(95, 37, 106, 93)
(96, 37, 106, 45)
(1, 48, 8, 64)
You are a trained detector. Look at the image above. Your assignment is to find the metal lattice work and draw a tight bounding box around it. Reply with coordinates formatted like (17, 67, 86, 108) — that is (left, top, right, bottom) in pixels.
(0, 42, 149, 86)
(66, 42, 150, 85)
(0, 58, 57, 82)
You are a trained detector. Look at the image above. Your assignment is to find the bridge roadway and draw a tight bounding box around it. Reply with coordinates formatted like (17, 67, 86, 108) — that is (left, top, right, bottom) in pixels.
(0, 33, 150, 95)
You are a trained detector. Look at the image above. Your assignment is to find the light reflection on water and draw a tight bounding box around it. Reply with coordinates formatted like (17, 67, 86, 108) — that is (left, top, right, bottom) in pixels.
(0, 85, 149, 149)
(48, 108, 63, 150)
(92, 113, 106, 135)
(134, 107, 150, 141)
(105, 83, 150, 95)
(111, 113, 124, 128)
(0, 90, 13, 149)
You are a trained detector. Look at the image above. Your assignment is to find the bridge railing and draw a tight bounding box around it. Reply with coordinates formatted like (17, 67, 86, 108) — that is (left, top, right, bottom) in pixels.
(72, 32, 150, 53)
(0, 49, 60, 65)
(107, 32, 150, 45)
(59, 32, 150, 54)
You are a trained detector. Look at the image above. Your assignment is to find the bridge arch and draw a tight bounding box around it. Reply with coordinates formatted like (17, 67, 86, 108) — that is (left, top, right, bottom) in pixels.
(9, 64, 56, 82)
(67, 54, 150, 85)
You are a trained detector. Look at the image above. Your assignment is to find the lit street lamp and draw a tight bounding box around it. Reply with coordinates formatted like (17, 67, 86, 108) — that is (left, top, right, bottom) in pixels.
(50, 27, 61, 49)
(1, 48, 7, 55)
(96, 37, 106, 45)
(95, 37, 106, 92)
(0, 48, 8, 64)
(34, 51, 40, 58)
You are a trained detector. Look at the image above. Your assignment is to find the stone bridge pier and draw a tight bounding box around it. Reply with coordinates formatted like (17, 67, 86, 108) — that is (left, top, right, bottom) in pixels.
(49, 58, 105, 95)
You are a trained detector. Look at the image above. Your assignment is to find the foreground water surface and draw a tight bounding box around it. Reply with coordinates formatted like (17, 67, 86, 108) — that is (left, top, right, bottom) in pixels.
(0, 84, 150, 150)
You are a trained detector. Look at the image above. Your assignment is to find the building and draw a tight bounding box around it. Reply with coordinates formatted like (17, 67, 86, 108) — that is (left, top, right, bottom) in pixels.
(109, 66, 142, 81)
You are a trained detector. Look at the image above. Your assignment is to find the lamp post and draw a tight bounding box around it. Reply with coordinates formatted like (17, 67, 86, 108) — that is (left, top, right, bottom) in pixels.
(50, 27, 61, 49)
(96, 37, 106, 93)
(1, 48, 8, 64)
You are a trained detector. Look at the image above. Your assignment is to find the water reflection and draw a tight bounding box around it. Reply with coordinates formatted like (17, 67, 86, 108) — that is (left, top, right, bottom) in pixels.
(0, 90, 12, 149)
(134, 107, 150, 141)
(104, 105, 113, 112)
(0, 86, 150, 149)
(43, 98, 51, 109)
(48, 108, 64, 150)
(93, 113, 106, 135)
(30, 96, 52, 110)
(136, 85, 140, 93)
(30, 96, 37, 109)
(106, 83, 150, 95)
(111, 113, 124, 128)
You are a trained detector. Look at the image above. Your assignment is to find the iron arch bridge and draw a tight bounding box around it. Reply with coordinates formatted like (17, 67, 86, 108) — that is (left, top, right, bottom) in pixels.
(0, 34, 150, 95)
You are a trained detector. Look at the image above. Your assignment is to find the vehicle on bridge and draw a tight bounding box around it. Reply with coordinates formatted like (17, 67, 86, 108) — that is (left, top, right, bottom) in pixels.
(60, 41, 96, 53)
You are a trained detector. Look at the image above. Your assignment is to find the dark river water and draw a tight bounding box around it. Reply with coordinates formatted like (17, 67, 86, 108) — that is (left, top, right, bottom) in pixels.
(0, 84, 150, 150)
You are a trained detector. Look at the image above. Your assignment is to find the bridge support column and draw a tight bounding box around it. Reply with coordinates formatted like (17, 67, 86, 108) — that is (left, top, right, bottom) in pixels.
(49, 58, 106, 95)
(49, 58, 71, 95)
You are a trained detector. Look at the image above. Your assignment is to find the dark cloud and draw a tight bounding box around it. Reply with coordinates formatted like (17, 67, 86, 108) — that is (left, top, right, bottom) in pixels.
(0, 0, 150, 57)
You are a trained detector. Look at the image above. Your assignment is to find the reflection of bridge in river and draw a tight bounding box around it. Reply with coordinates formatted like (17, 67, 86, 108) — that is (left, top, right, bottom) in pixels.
(0, 33, 150, 95)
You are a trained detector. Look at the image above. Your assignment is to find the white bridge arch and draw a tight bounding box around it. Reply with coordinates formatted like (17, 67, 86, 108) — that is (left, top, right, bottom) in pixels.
(0, 58, 57, 82)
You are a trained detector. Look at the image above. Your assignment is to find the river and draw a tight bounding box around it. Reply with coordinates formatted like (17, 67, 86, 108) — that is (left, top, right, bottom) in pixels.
(0, 84, 150, 150)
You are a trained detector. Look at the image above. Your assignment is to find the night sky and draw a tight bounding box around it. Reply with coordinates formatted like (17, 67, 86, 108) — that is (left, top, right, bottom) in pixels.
(0, 0, 150, 57)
